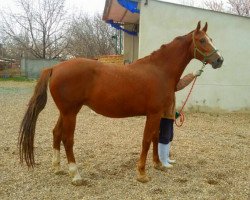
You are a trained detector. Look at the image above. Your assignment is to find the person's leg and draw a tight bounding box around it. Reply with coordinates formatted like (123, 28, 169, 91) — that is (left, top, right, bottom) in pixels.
(158, 118, 174, 168)
(168, 121, 176, 164)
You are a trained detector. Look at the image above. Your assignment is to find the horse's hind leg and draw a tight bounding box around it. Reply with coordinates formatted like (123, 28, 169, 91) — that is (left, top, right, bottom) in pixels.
(52, 115, 65, 174)
(61, 113, 83, 186)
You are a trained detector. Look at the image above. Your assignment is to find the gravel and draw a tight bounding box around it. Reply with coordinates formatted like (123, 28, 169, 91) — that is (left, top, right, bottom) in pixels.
(0, 81, 249, 200)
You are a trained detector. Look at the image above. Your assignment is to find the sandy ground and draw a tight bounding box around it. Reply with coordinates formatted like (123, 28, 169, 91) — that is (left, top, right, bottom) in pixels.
(0, 81, 249, 200)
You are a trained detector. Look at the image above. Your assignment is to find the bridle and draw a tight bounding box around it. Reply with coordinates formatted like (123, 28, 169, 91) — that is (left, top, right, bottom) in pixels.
(192, 32, 218, 67)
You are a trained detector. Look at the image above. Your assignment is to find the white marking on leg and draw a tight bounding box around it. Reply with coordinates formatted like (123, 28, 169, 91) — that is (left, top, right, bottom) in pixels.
(52, 149, 61, 173)
(69, 163, 83, 185)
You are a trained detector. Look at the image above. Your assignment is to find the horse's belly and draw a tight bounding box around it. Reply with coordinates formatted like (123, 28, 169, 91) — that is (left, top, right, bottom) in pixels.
(91, 108, 144, 118)
(87, 95, 146, 118)
(83, 66, 161, 118)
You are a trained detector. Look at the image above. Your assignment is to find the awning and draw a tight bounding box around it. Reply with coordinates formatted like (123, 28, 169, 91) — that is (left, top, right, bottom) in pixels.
(103, 0, 140, 24)
(117, 0, 140, 13)
(107, 20, 138, 36)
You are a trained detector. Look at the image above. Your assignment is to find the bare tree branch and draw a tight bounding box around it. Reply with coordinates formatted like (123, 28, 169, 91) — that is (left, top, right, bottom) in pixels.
(204, 0, 250, 16)
(228, 0, 250, 16)
(0, 0, 69, 59)
(66, 13, 116, 58)
(204, 0, 224, 12)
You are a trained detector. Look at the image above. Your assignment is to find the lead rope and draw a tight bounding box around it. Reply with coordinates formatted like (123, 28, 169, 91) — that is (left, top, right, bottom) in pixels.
(175, 63, 206, 127)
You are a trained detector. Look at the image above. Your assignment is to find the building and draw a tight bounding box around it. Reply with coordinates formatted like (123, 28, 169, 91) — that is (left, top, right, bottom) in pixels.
(103, 0, 250, 112)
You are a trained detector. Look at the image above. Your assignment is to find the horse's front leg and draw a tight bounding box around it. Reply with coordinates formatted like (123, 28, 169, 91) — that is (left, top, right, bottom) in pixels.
(152, 129, 164, 170)
(137, 113, 161, 183)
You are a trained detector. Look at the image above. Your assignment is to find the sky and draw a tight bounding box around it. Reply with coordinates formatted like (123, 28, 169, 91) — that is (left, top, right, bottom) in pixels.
(161, 0, 229, 9)
(0, 0, 230, 15)
(0, 0, 106, 15)
(65, 0, 106, 14)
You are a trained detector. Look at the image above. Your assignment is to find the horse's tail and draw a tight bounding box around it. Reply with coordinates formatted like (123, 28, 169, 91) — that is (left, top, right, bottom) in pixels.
(19, 68, 53, 168)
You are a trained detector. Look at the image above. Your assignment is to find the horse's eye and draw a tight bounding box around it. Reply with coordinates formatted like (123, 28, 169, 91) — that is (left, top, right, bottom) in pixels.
(200, 38, 206, 44)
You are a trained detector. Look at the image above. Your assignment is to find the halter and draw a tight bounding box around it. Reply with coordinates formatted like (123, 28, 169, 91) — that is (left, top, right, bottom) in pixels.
(192, 32, 218, 68)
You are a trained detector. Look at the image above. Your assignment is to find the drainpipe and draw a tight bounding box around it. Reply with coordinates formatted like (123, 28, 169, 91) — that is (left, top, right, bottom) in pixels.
(119, 30, 122, 54)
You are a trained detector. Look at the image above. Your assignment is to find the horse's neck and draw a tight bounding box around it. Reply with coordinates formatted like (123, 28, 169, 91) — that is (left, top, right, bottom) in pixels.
(135, 35, 193, 81)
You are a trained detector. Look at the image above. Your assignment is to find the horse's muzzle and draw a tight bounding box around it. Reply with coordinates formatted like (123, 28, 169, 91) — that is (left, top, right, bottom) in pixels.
(212, 57, 224, 69)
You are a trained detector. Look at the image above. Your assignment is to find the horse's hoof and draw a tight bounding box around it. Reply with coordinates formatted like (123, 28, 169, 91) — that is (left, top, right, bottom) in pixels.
(136, 175, 151, 183)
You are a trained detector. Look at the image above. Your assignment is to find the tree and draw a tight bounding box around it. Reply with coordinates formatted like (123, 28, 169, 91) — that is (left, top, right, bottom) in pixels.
(228, 0, 250, 16)
(66, 13, 116, 58)
(0, 0, 69, 59)
(204, 0, 250, 16)
(204, 0, 224, 12)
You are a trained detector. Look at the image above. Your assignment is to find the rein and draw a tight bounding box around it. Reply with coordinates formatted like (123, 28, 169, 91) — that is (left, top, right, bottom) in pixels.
(175, 32, 217, 127)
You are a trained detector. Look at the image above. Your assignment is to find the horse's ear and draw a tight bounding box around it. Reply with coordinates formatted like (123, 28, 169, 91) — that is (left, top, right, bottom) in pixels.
(196, 21, 201, 32)
(202, 22, 208, 32)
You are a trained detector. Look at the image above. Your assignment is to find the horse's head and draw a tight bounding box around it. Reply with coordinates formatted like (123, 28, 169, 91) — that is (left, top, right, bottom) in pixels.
(191, 21, 223, 69)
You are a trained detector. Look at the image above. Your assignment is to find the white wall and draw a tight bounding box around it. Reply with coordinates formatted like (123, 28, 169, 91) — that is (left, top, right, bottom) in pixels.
(139, 0, 250, 112)
(123, 24, 139, 63)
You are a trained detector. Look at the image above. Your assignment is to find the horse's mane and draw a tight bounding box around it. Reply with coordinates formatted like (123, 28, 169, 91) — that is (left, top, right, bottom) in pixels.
(134, 31, 193, 64)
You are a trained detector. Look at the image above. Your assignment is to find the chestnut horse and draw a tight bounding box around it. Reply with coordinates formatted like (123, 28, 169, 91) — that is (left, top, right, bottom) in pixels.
(19, 22, 223, 185)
